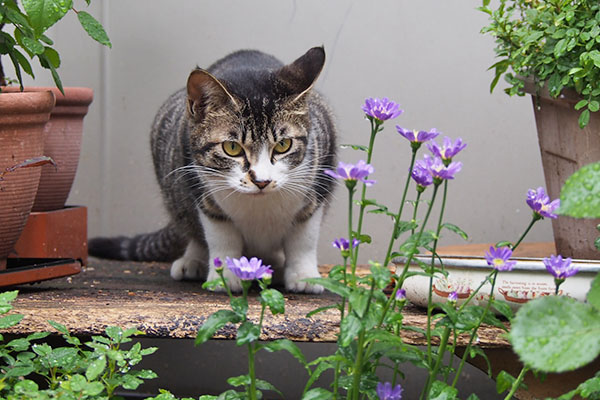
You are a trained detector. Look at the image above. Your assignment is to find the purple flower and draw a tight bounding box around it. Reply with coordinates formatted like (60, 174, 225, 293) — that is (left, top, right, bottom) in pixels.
(362, 97, 403, 121)
(526, 187, 560, 219)
(485, 246, 517, 271)
(396, 126, 440, 143)
(411, 162, 433, 188)
(225, 256, 273, 281)
(376, 381, 403, 400)
(427, 137, 467, 161)
(214, 257, 223, 268)
(448, 291, 458, 302)
(395, 288, 407, 301)
(417, 154, 462, 182)
(325, 160, 376, 186)
(544, 254, 578, 280)
(332, 237, 360, 252)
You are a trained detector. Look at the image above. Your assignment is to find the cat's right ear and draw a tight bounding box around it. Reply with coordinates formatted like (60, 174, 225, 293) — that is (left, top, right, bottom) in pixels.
(186, 69, 238, 121)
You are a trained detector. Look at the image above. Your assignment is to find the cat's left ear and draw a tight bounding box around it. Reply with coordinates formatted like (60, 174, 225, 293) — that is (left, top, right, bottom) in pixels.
(187, 69, 239, 121)
(277, 46, 326, 102)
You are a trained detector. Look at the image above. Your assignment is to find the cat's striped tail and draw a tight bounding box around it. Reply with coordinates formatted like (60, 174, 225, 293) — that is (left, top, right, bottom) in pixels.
(88, 223, 185, 262)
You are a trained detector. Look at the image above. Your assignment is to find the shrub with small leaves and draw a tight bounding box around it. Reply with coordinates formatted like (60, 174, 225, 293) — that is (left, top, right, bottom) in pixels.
(480, 0, 600, 128)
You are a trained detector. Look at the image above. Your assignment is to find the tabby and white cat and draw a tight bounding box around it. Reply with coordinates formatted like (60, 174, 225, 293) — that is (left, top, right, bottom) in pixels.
(88, 47, 337, 293)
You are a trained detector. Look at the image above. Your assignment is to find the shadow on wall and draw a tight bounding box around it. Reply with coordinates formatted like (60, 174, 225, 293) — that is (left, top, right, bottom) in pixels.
(126, 339, 503, 399)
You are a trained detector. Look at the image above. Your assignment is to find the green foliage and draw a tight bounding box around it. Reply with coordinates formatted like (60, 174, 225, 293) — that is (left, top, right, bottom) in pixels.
(559, 162, 600, 218)
(0, 0, 111, 91)
(480, 0, 600, 127)
(0, 291, 157, 399)
(510, 296, 600, 372)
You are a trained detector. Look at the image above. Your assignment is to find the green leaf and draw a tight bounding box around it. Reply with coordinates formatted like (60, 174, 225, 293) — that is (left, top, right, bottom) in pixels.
(370, 263, 391, 289)
(496, 370, 516, 394)
(579, 109, 591, 128)
(441, 223, 469, 240)
(262, 339, 307, 367)
(230, 297, 248, 318)
(48, 319, 69, 335)
(510, 296, 600, 372)
(0, 290, 18, 304)
(260, 289, 285, 315)
(302, 388, 333, 400)
(575, 99, 588, 110)
(559, 162, 600, 218)
(303, 278, 350, 297)
(20, 35, 44, 55)
(348, 290, 370, 318)
(22, 0, 72, 36)
(195, 310, 241, 345)
(227, 374, 250, 387)
(429, 380, 459, 400)
(0, 313, 24, 329)
(236, 321, 260, 346)
(339, 314, 362, 347)
(589, 101, 600, 113)
(339, 144, 368, 152)
(122, 373, 144, 390)
(85, 355, 106, 381)
(588, 271, 600, 311)
(306, 304, 339, 318)
(554, 38, 568, 58)
(77, 11, 112, 48)
(256, 379, 283, 397)
(42, 46, 60, 68)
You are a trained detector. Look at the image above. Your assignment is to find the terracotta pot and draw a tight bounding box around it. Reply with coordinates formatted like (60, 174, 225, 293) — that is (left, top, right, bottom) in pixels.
(523, 80, 600, 259)
(0, 90, 55, 269)
(3, 87, 94, 211)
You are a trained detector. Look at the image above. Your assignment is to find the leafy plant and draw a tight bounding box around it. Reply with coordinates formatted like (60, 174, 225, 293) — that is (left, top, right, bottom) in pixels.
(0, 290, 158, 399)
(479, 0, 600, 128)
(0, 0, 111, 92)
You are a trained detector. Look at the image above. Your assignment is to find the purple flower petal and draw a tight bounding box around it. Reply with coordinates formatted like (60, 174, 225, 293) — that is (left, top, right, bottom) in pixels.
(226, 256, 273, 281)
(526, 187, 560, 219)
(485, 246, 516, 271)
(376, 381, 403, 400)
(362, 97, 403, 121)
(325, 160, 375, 186)
(427, 136, 467, 160)
(544, 254, 578, 280)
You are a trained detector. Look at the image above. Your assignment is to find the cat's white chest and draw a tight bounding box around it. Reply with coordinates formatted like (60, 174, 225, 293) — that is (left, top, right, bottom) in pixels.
(216, 192, 304, 253)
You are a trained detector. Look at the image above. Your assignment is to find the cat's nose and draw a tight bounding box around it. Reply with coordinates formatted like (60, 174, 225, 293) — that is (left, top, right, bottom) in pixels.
(249, 170, 271, 190)
(253, 179, 271, 190)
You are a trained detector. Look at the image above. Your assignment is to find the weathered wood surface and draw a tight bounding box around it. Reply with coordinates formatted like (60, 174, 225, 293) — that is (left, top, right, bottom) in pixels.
(7, 258, 510, 347)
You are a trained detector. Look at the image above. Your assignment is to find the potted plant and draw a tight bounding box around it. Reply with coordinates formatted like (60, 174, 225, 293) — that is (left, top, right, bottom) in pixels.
(480, 0, 600, 259)
(0, 0, 109, 270)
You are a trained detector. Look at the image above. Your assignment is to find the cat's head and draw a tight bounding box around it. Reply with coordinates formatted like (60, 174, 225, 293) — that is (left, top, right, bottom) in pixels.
(186, 47, 326, 195)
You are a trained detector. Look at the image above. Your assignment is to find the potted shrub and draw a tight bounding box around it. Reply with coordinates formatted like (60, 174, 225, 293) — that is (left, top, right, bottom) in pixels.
(480, 0, 600, 259)
(0, 1, 109, 269)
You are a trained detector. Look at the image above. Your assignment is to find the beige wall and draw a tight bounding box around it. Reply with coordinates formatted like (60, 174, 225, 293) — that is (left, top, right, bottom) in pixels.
(15, 0, 551, 264)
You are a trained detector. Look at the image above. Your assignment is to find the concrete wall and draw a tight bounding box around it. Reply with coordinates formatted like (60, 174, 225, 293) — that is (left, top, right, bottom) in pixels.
(15, 0, 551, 265)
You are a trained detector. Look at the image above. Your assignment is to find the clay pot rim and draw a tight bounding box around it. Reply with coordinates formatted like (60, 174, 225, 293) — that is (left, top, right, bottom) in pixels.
(0, 90, 56, 115)
(1, 86, 93, 107)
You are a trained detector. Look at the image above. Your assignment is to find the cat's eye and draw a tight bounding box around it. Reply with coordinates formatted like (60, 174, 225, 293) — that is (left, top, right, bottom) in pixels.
(273, 138, 292, 154)
(222, 141, 244, 157)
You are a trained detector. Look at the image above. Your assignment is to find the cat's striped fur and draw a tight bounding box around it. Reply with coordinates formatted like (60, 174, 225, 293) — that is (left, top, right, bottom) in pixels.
(89, 47, 336, 293)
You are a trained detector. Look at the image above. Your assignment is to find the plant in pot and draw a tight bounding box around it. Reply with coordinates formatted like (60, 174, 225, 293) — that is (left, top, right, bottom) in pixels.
(0, 0, 110, 272)
(480, 0, 600, 259)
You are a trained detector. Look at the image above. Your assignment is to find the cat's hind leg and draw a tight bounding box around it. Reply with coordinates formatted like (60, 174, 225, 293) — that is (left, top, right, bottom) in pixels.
(171, 240, 207, 280)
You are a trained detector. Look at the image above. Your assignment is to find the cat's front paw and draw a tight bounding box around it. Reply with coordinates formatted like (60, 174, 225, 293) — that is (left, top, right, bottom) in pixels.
(284, 266, 323, 294)
(206, 267, 243, 293)
(171, 256, 203, 280)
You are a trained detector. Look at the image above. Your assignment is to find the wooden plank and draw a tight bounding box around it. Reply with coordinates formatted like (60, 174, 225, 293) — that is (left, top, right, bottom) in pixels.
(7, 257, 509, 347)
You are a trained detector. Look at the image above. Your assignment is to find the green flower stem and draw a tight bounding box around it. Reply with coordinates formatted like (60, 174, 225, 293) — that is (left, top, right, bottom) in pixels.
(350, 331, 367, 400)
(352, 119, 381, 265)
(217, 268, 234, 300)
(426, 181, 449, 367)
(421, 325, 451, 400)
(333, 256, 349, 400)
(512, 214, 541, 251)
(248, 342, 257, 400)
(411, 190, 423, 235)
(504, 366, 528, 400)
(451, 270, 499, 390)
(383, 148, 418, 267)
(377, 184, 440, 328)
(348, 185, 358, 287)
